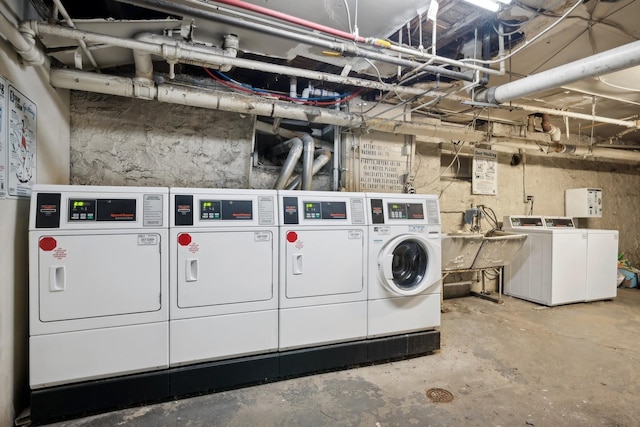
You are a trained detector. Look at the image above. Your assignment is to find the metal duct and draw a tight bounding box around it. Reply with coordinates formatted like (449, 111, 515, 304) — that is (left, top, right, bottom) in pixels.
(478, 39, 640, 105)
(300, 134, 314, 190)
(272, 137, 304, 189)
(286, 149, 332, 190)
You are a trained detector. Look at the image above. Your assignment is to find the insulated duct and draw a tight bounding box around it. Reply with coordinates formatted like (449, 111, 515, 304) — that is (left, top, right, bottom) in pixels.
(477, 39, 640, 105)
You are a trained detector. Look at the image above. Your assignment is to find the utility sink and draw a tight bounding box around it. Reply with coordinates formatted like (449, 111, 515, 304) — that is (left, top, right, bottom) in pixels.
(442, 231, 527, 271)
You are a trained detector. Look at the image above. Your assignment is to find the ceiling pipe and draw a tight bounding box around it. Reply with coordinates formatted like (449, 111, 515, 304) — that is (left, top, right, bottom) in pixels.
(23, 21, 464, 97)
(50, 68, 640, 163)
(114, 0, 480, 80)
(476, 39, 640, 105)
(541, 113, 561, 143)
(211, 0, 369, 44)
(19, 20, 638, 131)
(0, 11, 47, 66)
(133, 32, 239, 80)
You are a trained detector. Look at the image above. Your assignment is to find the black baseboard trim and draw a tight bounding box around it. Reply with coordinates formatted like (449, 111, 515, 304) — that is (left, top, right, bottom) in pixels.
(31, 330, 440, 425)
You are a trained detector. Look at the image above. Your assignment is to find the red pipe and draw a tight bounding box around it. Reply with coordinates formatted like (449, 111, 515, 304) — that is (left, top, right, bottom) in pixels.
(212, 0, 366, 43)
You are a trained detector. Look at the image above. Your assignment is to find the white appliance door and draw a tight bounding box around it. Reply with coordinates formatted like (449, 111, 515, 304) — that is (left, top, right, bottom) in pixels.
(378, 235, 439, 296)
(285, 229, 364, 298)
(587, 231, 618, 301)
(550, 232, 587, 304)
(38, 233, 162, 322)
(177, 230, 274, 308)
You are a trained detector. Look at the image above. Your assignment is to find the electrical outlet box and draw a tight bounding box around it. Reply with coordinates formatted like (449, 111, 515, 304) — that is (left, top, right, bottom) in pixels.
(524, 195, 534, 203)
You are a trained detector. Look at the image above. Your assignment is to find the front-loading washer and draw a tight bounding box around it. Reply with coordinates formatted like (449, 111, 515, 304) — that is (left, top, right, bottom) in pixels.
(169, 188, 279, 366)
(365, 193, 442, 338)
(29, 184, 169, 389)
(278, 190, 368, 350)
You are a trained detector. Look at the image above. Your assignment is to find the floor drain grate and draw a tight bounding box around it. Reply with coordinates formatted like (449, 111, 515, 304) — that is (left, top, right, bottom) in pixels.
(425, 388, 454, 403)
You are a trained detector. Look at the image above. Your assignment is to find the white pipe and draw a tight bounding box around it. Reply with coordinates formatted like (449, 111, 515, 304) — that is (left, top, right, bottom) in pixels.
(22, 21, 640, 131)
(114, 0, 477, 81)
(0, 12, 47, 66)
(24, 21, 439, 98)
(50, 68, 640, 164)
(480, 39, 640, 105)
(134, 32, 238, 80)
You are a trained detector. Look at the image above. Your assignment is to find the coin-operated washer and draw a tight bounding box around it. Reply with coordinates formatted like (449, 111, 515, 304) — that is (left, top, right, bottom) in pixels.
(503, 216, 588, 306)
(365, 193, 442, 338)
(29, 184, 169, 422)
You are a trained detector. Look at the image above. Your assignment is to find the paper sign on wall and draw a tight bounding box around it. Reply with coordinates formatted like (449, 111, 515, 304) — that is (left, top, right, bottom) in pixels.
(472, 148, 497, 195)
(7, 84, 37, 197)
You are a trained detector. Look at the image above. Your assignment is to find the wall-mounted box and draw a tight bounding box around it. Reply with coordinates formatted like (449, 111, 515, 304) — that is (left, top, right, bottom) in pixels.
(565, 188, 602, 217)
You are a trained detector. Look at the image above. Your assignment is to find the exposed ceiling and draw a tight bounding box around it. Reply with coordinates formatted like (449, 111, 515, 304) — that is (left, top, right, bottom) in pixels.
(24, 0, 640, 149)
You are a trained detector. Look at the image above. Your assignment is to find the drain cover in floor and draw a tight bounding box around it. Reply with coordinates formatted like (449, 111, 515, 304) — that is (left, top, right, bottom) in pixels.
(425, 388, 454, 403)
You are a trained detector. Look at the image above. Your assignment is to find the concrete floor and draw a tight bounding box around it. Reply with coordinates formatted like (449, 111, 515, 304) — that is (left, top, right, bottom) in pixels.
(46, 289, 640, 427)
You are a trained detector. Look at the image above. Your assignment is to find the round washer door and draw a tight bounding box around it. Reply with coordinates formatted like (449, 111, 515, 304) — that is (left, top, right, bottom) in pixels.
(378, 235, 440, 296)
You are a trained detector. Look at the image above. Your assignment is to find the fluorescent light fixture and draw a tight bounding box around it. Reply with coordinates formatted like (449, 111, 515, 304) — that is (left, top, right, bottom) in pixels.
(462, 0, 500, 12)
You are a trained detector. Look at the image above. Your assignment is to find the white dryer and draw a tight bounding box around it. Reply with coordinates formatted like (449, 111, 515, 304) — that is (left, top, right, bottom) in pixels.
(169, 188, 279, 366)
(365, 193, 442, 338)
(278, 190, 368, 350)
(29, 185, 169, 389)
(503, 216, 588, 306)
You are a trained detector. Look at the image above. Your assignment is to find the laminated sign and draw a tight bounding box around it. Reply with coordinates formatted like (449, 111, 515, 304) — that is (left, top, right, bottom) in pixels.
(472, 148, 497, 195)
(7, 83, 37, 197)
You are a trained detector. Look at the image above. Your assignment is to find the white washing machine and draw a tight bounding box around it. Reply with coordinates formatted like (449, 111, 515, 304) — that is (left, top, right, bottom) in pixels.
(278, 190, 368, 350)
(169, 188, 279, 366)
(583, 228, 619, 301)
(365, 193, 442, 338)
(29, 185, 169, 389)
(503, 216, 588, 306)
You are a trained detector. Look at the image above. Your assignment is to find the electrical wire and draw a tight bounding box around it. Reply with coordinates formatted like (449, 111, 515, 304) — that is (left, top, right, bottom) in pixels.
(203, 68, 362, 106)
(341, 0, 353, 34)
(461, 0, 583, 66)
(479, 205, 499, 231)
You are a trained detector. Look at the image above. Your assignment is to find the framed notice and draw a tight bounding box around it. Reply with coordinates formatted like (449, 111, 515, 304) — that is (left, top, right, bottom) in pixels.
(7, 84, 36, 197)
(358, 133, 413, 192)
(0, 76, 6, 199)
(472, 148, 497, 195)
